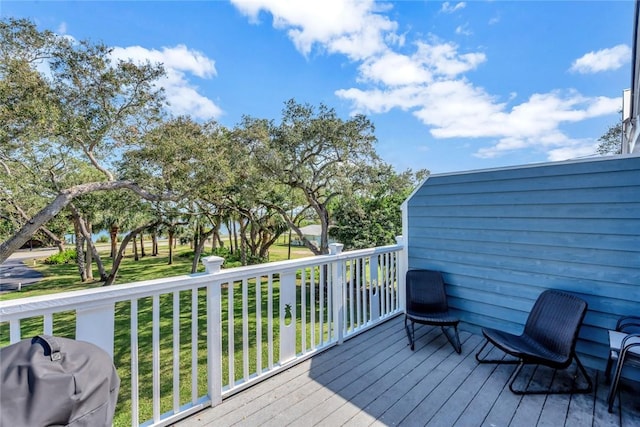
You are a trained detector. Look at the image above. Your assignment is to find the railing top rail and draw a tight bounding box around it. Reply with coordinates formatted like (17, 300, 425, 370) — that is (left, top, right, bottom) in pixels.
(0, 244, 403, 320)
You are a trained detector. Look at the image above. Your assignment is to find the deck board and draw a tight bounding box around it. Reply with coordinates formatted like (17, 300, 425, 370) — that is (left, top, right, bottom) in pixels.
(176, 316, 640, 427)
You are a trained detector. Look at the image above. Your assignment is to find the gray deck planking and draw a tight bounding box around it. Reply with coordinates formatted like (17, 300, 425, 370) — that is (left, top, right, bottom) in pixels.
(176, 316, 640, 427)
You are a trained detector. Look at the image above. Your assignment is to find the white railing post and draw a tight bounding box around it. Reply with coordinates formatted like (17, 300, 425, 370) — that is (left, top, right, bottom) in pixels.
(202, 256, 224, 274)
(76, 303, 115, 358)
(369, 254, 380, 322)
(202, 254, 224, 407)
(329, 243, 344, 344)
(207, 280, 222, 406)
(280, 269, 297, 363)
(396, 236, 407, 312)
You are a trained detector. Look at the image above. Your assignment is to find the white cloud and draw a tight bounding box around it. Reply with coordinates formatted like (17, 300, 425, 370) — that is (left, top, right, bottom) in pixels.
(546, 141, 600, 161)
(414, 40, 486, 77)
(455, 24, 472, 36)
(441, 2, 466, 14)
(356, 40, 485, 87)
(232, 0, 620, 162)
(339, 82, 620, 159)
(111, 45, 222, 120)
(570, 44, 631, 74)
(231, 0, 397, 60)
(358, 51, 433, 86)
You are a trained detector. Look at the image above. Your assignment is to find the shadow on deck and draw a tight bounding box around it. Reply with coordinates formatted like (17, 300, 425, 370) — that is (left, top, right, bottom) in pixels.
(177, 316, 640, 426)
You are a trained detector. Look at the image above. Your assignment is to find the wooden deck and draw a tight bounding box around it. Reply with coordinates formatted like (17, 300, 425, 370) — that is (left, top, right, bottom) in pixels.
(177, 315, 640, 427)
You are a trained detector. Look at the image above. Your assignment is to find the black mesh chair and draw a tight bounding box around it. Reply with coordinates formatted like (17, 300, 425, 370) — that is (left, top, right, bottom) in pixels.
(475, 289, 592, 394)
(405, 269, 461, 353)
(606, 315, 640, 413)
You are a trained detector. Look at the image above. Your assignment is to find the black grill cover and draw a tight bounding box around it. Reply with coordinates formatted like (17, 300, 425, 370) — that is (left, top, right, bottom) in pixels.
(0, 335, 120, 427)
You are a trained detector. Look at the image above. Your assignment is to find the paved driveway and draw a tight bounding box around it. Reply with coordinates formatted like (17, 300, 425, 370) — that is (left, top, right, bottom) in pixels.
(0, 248, 57, 292)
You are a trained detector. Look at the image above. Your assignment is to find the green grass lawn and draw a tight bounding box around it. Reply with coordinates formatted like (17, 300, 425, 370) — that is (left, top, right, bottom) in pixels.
(0, 239, 313, 300)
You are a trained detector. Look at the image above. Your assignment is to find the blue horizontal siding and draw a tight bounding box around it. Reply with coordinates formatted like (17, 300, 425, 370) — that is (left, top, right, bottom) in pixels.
(406, 156, 640, 379)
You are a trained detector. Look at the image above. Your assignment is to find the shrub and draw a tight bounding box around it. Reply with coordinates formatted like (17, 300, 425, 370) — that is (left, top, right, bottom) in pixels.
(96, 235, 109, 243)
(44, 249, 77, 265)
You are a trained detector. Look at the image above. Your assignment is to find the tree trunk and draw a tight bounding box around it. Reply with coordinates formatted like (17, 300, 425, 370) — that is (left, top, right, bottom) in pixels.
(73, 219, 87, 282)
(232, 220, 238, 255)
(193, 224, 199, 252)
(104, 231, 136, 286)
(139, 233, 146, 257)
(239, 221, 248, 266)
(110, 224, 118, 258)
(104, 222, 158, 286)
(133, 234, 139, 261)
(152, 230, 158, 256)
(168, 229, 174, 265)
(68, 203, 107, 281)
(191, 227, 217, 273)
(319, 207, 330, 254)
(216, 229, 224, 248)
(85, 221, 94, 281)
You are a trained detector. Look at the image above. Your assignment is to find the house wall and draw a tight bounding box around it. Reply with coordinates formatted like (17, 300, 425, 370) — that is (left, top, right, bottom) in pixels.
(405, 155, 640, 374)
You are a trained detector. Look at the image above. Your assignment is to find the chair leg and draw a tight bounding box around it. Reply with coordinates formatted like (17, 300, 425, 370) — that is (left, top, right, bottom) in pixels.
(604, 355, 614, 382)
(508, 355, 592, 395)
(441, 325, 461, 354)
(607, 353, 625, 412)
(404, 316, 415, 351)
(573, 353, 594, 394)
(475, 339, 520, 364)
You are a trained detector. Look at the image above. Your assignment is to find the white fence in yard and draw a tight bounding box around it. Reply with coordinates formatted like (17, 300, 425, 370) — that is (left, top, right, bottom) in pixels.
(0, 240, 406, 427)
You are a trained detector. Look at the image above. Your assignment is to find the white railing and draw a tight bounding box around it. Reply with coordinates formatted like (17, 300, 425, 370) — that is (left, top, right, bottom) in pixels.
(0, 240, 405, 427)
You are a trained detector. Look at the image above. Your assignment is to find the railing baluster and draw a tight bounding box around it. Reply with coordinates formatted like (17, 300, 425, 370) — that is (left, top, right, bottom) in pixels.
(349, 259, 354, 332)
(255, 275, 262, 375)
(363, 258, 368, 324)
(383, 254, 388, 316)
(341, 260, 347, 337)
(390, 253, 394, 312)
(227, 281, 234, 387)
(152, 294, 160, 423)
(268, 275, 273, 369)
(356, 258, 361, 329)
(173, 291, 180, 413)
(191, 288, 198, 403)
(44, 313, 53, 335)
(392, 252, 397, 311)
(9, 319, 20, 343)
(130, 299, 139, 427)
(242, 278, 249, 381)
(301, 268, 306, 353)
(310, 267, 316, 349)
(319, 266, 325, 346)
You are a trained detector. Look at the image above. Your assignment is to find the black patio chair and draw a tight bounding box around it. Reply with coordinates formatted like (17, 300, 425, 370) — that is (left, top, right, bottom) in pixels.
(475, 289, 592, 394)
(606, 315, 640, 413)
(405, 269, 461, 353)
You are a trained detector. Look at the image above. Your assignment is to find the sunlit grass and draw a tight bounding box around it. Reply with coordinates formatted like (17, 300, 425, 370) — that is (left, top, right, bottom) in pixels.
(0, 239, 313, 300)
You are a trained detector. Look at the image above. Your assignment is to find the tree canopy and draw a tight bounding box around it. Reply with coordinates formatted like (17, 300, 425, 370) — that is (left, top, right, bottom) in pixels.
(596, 120, 623, 155)
(1, 18, 423, 282)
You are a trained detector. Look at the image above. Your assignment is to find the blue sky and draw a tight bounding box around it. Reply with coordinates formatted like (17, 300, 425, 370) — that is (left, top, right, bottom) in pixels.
(1, 1, 634, 173)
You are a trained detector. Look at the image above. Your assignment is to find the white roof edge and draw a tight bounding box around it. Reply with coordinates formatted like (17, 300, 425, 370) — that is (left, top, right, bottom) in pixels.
(401, 174, 431, 211)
